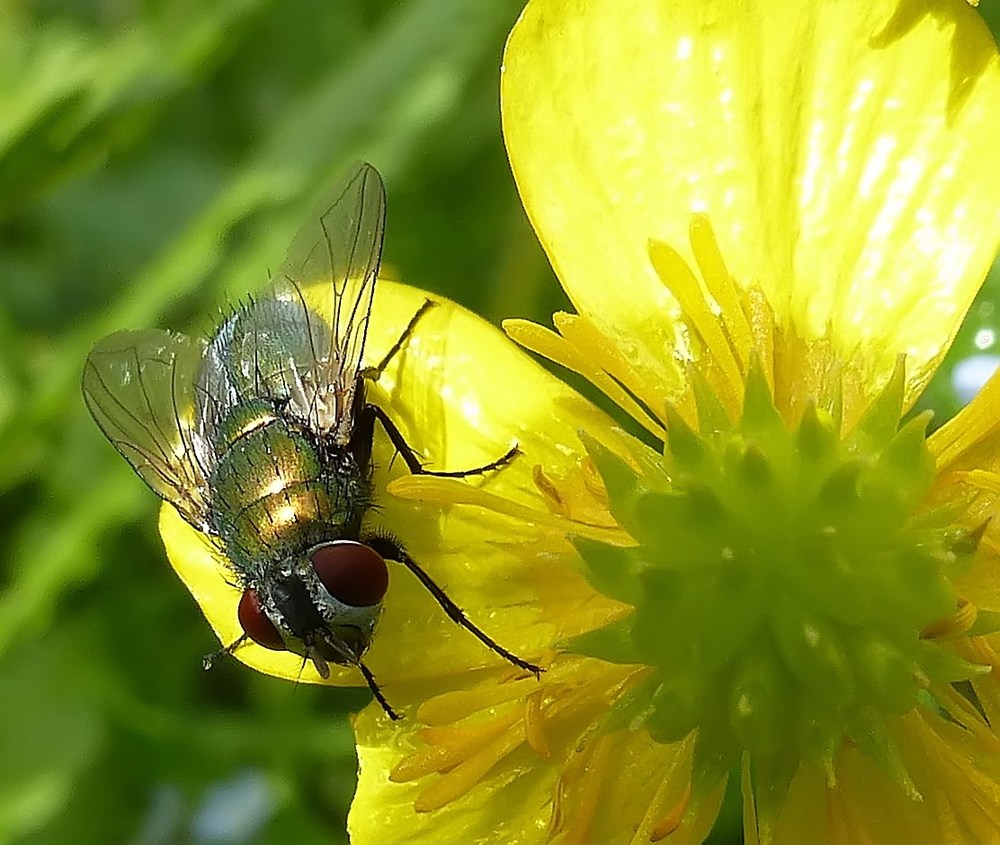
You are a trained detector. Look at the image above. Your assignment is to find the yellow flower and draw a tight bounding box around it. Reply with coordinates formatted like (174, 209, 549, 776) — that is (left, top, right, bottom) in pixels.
(351, 0, 1000, 842)
(161, 0, 1000, 841)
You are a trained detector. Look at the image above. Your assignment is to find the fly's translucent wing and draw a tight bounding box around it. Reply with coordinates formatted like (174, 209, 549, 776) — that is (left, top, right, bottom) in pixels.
(83, 329, 212, 531)
(268, 162, 386, 440)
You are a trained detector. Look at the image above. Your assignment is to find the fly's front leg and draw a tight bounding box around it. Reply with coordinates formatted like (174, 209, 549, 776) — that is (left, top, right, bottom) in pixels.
(357, 660, 401, 721)
(359, 299, 520, 477)
(360, 298, 436, 383)
(364, 534, 541, 677)
(202, 634, 250, 670)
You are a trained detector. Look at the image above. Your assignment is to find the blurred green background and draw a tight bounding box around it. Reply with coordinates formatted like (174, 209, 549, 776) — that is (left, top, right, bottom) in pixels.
(1, 2, 998, 844)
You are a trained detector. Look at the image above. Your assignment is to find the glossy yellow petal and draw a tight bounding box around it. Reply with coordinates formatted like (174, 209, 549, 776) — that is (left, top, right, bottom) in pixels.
(160, 280, 621, 688)
(503, 0, 1000, 408)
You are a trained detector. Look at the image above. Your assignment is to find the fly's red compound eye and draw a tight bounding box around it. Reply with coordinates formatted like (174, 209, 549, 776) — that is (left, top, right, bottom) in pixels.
(311, 541, 388, 607)
(237, 590, 286, 651)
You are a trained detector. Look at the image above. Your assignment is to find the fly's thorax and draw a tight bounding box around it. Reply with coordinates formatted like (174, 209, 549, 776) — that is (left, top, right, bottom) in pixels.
(203, 297, 329, 404)
(207, 408, 371, 565)
(195, 298, 343, 455)
(238, 541, 391, 670)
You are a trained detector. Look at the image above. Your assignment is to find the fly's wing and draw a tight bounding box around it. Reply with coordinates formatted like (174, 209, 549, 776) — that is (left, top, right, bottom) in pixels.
(268, 162, 386, 436)
(83, 329, 212, 532)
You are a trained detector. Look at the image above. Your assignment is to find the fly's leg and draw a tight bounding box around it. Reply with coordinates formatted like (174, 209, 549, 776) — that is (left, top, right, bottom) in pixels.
(364, 534, 542, 677)
(368, 403, 519, 477)
(360, 298, 436, 382)
(354, 303, 534, 675)
(205, 635, 401, 719)
(358, 660, 402, 721)
(202, 634, 250, 670)
(357, 298, 520, 477)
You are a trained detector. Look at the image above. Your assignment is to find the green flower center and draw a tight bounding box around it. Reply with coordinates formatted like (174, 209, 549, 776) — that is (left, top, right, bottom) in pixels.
(572, 357, 983, 813)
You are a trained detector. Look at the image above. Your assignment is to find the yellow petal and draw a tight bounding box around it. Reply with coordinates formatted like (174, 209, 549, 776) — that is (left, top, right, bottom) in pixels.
(927, 370, 1000, 612)
(769, 708, 1000, 843)
(160, 280, 618, 687)
(503, 0, 1000, 408)
(930, 366, 1000, 476)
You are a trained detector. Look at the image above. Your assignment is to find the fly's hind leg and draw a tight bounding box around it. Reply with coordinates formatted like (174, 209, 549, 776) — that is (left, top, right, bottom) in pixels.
(363, 534, 541, 677)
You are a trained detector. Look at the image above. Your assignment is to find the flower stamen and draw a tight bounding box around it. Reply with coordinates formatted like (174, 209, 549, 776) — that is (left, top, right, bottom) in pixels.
(412, 725, 530, 812)
(921, 596, 978, 640)
(580, 456, 610, 506)
(393, 660, 641, 815)
(649, 238, 744, 415)
(547, 734, 615, 844)
(389, 711, 520, 782)
(525, 689, 551, 758)
(503, 319, 669, 439)
(648, 784, 690, 842)
(389, 474, 626, 543)
(415, 675, 540, 726)
(532, 462, 621, 529)
(688, 214, 753, 369)
(533, 464, 566, 514)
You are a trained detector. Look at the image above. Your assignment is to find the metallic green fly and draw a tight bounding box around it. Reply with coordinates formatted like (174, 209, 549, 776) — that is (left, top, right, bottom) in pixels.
(82, 163, 540, 719)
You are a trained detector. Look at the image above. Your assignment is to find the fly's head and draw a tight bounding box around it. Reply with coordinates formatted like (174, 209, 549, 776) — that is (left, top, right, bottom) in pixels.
(236, 541, 389, 678)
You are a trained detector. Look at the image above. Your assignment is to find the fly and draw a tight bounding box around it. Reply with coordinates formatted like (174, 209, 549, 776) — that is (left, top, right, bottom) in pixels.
(82, 162, 540, 720)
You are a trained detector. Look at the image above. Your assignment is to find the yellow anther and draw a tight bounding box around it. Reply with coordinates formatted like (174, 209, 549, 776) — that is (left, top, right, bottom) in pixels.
(649, 238, 743, 416)
(921, 596, 977, 640)
(580, 456, 609, 505)
(547, 735, 614, 844)
(524, 689, 551, 759)
(534, 465, 568, 515)
(956, 469, 1000, 495)
(649, 785, 690, 841)
(688, 214, 752, 372)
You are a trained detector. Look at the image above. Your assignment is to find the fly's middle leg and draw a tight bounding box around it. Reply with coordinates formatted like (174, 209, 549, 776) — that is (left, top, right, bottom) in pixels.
(368, 403, 519, 478)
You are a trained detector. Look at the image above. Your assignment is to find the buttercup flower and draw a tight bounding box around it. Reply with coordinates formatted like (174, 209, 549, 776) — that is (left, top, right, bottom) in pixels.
(163, 0, 1000, 841)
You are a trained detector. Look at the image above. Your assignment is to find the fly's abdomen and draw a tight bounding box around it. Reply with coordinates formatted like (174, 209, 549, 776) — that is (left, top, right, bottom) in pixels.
(207, 402, 366, 565)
